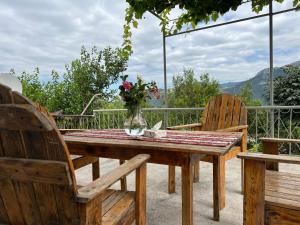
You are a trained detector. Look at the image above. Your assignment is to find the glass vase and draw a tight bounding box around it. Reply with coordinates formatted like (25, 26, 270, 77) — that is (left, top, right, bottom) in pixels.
(124, 106, 147, 136)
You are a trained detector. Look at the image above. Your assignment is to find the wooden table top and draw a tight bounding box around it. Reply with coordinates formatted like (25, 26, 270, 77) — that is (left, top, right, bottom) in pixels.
(64, 130, 243, 156)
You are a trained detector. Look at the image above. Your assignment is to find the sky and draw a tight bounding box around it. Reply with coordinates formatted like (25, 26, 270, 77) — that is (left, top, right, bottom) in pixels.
(0, 0, 299, 88)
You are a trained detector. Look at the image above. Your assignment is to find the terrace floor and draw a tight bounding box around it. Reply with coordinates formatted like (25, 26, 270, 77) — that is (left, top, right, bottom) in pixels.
(75, 157, 299, 225)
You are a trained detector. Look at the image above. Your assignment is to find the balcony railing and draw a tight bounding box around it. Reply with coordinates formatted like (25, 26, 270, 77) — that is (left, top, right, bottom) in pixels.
(54, 106, 300, 154)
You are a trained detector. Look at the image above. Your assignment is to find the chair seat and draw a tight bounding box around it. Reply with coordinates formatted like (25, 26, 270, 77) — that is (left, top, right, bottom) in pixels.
(265, 170, 300, 210)
(102, 189, 135, 225)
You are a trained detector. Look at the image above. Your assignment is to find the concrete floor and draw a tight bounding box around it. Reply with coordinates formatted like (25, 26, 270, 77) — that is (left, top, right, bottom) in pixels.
(75, 157, 299, 225)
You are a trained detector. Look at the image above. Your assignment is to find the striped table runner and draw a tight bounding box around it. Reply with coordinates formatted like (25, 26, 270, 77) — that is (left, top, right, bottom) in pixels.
(65, 129, 241, 148)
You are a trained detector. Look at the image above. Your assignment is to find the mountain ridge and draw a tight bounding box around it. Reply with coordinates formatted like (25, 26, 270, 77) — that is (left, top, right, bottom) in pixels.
(220, 61, 300, 102)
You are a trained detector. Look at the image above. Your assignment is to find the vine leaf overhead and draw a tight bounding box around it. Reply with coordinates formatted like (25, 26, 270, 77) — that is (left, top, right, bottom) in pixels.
(121, 0, 300, 58)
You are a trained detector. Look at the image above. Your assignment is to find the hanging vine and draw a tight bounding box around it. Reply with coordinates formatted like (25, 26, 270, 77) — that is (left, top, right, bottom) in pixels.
(121, 0, 299, 58)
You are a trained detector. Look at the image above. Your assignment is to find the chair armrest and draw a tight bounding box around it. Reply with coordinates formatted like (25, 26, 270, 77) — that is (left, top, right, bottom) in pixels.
(167, 123, 203, 130)
(76, 154, 150, 203)
(237, 152, 300, 165)
(216, 125, 248, 132)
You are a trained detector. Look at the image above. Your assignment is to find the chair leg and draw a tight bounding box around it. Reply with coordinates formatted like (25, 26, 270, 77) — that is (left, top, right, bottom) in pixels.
(193, 161, 200, 183)
(120, 160, 128, 191)
(92, 159, 100, 180)
(168, 166, 176, 194)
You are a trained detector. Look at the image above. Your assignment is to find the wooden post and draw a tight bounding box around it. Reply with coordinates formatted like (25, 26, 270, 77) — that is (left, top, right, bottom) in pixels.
(181, 159, 193, 225)
(136, 163, 147, 225)
(262, 141, 279, 171)
(92, 160, 100, 180)
(241, 127, 248, 193)
(243, 159, 265, 225)
(119, 160, 128, 191)
(168, 166, 176, 193)
(193, 161, 200, 183)
(213, 156, 221, 221)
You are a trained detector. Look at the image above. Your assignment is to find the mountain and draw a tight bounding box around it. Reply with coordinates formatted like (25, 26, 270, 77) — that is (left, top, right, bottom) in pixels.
(220, 61, 300, 102)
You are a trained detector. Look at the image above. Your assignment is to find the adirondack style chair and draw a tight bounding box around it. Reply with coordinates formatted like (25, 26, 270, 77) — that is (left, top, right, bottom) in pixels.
(0, 83, 149, 225)
(35, 105, 101, 181)
(167, 94, 248, 207)
(238, 138, 300, 225)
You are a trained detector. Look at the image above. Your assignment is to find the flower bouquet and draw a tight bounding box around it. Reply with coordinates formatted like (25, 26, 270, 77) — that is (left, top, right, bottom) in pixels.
(119, 75, 160, 136)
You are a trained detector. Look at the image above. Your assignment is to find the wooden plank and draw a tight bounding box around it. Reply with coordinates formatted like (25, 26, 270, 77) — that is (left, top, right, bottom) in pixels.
(211, 95, 222, 131)
(14, 182, 43, 225)
(0, 196, 9, 224)
(224, 96, 234, 128)
(33, 183, 60, 225)
(217, 95, 229, 129)
(260, 138, 300, 144)
(77, 154, 150, 202)
(0, 179, 26, 225)
(0, 84, 13, 104)
(243, 159, 265, 225)
(72, 156, 99, 170)
(266, 195, 300, 211)
(267, 170, 300, 181)
(238, 152, 300, 164)
(102, 193, 135, 225)
(265, 204, 300, 225)
(0, 157, 72, 185)
(203, 97, 215, 131)
(231, 96, 242, 127)
(266, 190, 300, 203)
(53, 186, 80, 225)
(102, 190, 126, 214)
(136, 163, 147, 225)
(262, 141, 279, 171)
(181, 159, 193, 225)
(0, 104, 53, 131)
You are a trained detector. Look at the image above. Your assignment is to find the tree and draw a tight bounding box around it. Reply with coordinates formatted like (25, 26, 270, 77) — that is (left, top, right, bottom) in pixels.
(61, 46, 127, 114)
(17, 46, 128, 114)
(122, 0, 300, 56)
(238, 81, 261, 106)
(17, 68, 47, 106)
(168, 69, 219, 107)
(273, 66, 300, 106)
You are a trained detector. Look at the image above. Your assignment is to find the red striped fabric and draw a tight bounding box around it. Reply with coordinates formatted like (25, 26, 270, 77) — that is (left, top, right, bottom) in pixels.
(65, 129, 241, 148)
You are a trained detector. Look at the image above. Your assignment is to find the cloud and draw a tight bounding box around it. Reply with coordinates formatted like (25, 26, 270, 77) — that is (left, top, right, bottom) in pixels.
(0, 0, 299, 88)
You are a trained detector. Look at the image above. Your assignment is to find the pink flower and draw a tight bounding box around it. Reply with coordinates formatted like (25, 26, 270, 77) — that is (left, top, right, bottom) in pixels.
(123, 80, 132, 90)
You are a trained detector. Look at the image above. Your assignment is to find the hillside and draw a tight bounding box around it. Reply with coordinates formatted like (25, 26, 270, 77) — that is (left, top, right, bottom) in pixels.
(220, 61, 300, 102)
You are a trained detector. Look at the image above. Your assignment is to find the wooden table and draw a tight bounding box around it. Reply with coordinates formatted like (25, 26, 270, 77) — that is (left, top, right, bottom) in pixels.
(64, 130, 242, 225)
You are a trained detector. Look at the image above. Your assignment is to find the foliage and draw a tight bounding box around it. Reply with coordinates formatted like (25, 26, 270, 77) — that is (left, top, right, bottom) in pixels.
(119, 75, 159, 113)
(238, 81, 262, 106)
(17, 46, 128, 114)
(168, 69, 219, 107)
(122, 0, 300, 56)
(273, 66, 300, 106)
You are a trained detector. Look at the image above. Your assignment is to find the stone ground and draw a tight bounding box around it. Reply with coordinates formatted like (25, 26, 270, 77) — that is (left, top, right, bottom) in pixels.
(75, 157, 299, 225)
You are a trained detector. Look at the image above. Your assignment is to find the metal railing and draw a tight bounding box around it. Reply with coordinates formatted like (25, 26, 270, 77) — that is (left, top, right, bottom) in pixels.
(54, 106, 300, 154)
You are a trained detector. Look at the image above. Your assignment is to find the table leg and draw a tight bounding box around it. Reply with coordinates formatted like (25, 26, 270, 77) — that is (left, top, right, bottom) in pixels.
(213, 155, 221, 221)
(182, 161, 193, 225)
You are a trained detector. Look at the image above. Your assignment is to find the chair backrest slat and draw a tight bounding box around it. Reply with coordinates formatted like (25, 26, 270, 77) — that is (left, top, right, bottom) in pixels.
(201, 94, 247, 131)
(0, 84, 80, 225)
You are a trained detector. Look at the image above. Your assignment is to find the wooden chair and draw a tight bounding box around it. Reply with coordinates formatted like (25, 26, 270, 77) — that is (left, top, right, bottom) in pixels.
(0, 83, 150, 225)
(35, 106, 101, 181)
(167, 94, 248, 208)
(238, 138, 300, 225)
